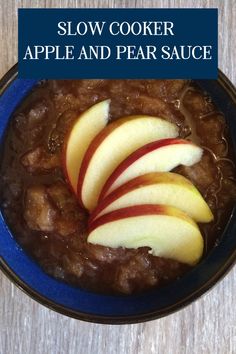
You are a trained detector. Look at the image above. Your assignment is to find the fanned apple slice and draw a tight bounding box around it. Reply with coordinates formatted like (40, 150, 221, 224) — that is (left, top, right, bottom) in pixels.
(78, 116, 178, 211)
(100, 138, 203, 199)
(91, 172, 213, 222)
(88, 205, 204, 265)
(62, 99, 110, 193)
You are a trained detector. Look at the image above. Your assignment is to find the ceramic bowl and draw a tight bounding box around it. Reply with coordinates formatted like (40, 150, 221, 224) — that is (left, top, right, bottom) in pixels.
(0, 65, 236, 324)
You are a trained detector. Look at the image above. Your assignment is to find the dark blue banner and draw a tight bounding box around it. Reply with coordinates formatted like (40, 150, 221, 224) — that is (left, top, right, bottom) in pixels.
(18, 8, 218, 79)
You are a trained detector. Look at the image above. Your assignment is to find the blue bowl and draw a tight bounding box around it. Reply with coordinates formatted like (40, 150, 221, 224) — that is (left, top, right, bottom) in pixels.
(0, 65, 236, 324)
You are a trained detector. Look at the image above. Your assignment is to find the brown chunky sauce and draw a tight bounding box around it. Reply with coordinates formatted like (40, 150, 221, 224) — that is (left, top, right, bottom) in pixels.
(1, 79, 236, 294)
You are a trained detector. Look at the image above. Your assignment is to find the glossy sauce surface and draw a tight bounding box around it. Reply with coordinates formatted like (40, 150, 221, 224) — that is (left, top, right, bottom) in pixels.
(1, 79, 236, 294)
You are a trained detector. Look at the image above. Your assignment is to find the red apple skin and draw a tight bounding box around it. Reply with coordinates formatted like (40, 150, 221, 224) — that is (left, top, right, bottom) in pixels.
(99, 138, 192, 201)
(89, 204, 193, 233)
(90, 174, 160, 223)
(77, 116, 148, 208)
(62, 101, 110, 198)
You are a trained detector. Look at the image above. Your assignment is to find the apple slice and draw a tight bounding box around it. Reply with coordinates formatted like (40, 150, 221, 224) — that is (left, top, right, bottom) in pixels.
(88, 205, 204, 265)
(78, 116, 178, 211)
(100, 138, 203, 199)
(91, 172, 214, 223)
(62, 99, 110, 193)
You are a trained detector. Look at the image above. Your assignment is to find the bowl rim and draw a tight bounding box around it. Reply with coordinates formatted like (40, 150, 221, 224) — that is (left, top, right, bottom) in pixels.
(0, 65, 236, 324)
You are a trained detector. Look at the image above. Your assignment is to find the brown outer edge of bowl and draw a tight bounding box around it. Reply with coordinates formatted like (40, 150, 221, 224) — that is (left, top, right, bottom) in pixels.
(0, 66, 236, 325)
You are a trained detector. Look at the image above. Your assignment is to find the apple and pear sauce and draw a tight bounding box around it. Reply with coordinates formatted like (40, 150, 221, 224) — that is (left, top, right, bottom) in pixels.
(1, 79, 236, 294)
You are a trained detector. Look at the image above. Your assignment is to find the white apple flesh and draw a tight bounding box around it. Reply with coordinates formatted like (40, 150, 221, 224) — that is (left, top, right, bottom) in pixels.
(78, 116, 178, 211)
(88, 205, 204, 265)
(91, 172, 214, 223)
(100, 138, 203, 199)
(63, 99, 110, 193)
